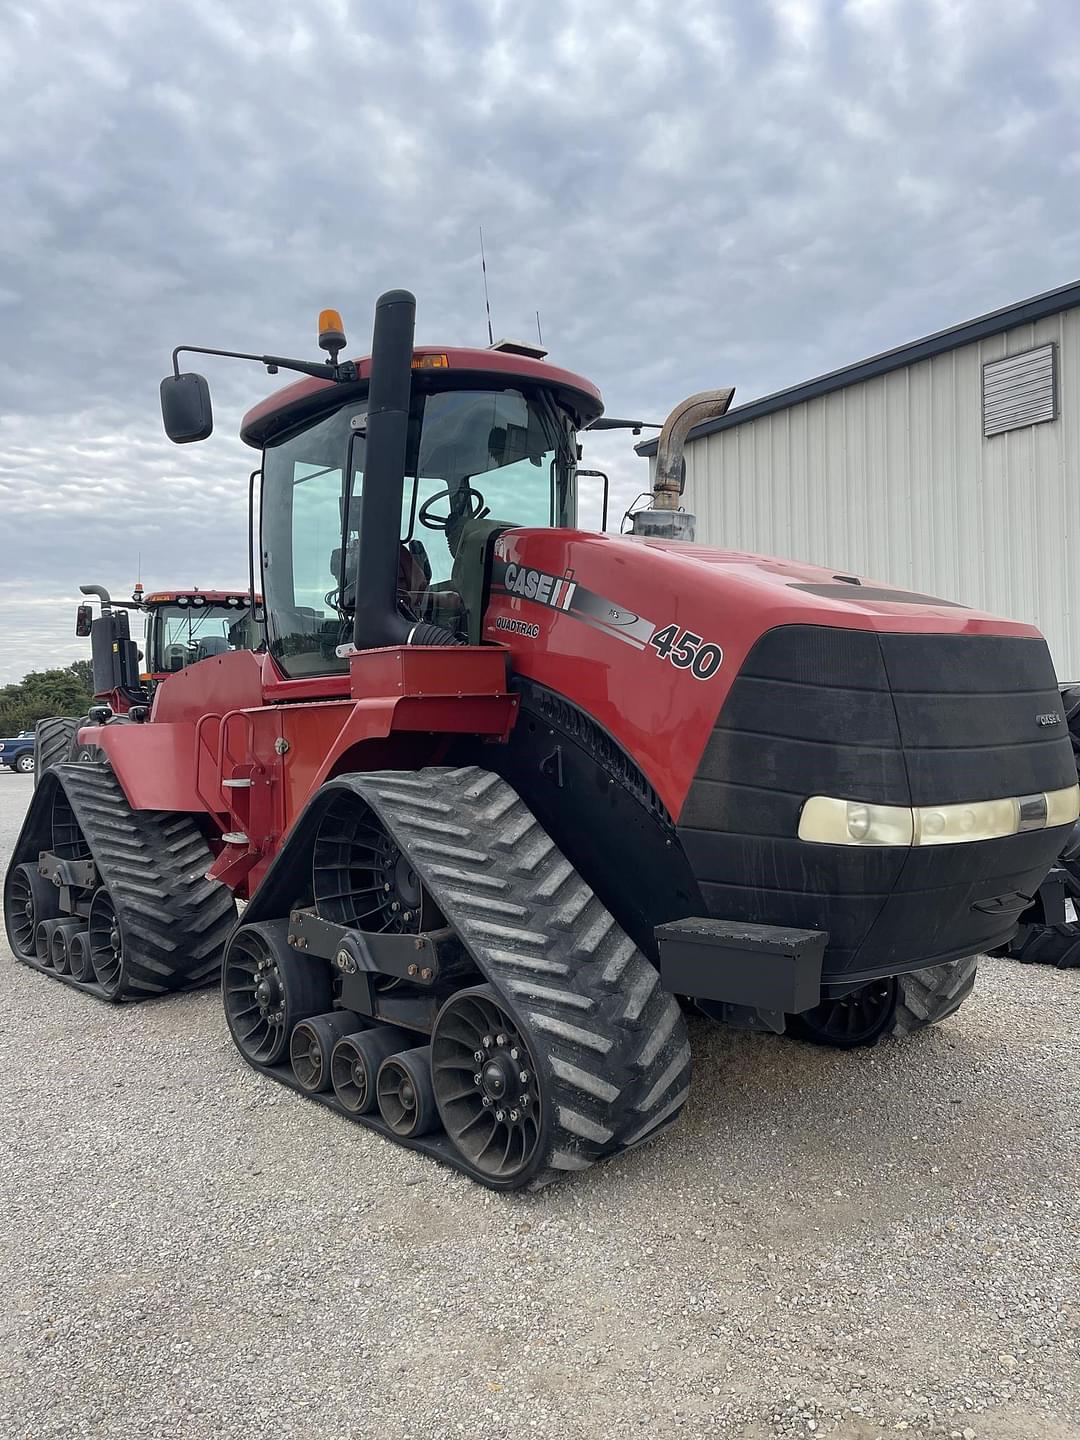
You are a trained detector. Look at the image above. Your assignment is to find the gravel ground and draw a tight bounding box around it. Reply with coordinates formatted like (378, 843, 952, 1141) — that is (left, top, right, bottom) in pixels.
(0, 770, 1078, 1440)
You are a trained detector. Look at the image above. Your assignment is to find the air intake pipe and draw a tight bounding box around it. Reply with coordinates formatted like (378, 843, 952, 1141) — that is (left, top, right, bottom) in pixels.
(352, 289, 461, 652)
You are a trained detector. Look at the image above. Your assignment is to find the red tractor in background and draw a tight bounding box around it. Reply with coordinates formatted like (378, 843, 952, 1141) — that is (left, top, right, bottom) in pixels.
(6, 290, 1078, 1190)
(34, 583, 258, 780)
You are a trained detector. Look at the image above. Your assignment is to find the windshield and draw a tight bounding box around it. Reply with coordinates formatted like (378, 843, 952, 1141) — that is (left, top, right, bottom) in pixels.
(150, 604, 256, 673)
(261, 384, 577, 676)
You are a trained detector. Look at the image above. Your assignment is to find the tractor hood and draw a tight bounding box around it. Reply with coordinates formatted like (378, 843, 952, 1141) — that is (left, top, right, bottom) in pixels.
(481, 526, 1050, 822)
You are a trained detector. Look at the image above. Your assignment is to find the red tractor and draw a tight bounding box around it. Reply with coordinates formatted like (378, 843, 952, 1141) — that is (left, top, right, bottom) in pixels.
(6, 291, 1077, 1190)
(34, 584, 258, 780)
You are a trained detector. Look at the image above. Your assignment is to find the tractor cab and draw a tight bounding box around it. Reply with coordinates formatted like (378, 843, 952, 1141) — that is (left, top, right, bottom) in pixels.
(141, 590, 259, 677)
(157, 297, 606, 683)
(74, 584, 259, 713)
(238, 343, 603, 678)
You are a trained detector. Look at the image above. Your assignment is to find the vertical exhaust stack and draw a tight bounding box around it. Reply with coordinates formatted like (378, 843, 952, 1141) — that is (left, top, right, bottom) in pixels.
(350, 289, 462, 651)
(352, 290, 417, 652)
(631, 388, 734, 542)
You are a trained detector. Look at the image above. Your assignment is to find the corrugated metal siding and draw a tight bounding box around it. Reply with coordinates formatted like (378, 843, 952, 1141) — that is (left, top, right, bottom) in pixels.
(683, 306, 1080, 679)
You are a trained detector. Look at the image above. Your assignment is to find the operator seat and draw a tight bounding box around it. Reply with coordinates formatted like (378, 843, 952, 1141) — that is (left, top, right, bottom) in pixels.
(195, 636, 230, 662)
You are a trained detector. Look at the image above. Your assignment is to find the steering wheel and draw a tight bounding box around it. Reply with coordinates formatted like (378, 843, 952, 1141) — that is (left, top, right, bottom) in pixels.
(418, 483, 489, 532)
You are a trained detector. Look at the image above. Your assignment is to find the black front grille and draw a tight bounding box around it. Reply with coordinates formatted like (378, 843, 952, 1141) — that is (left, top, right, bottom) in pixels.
(678, 625, 1075, 980)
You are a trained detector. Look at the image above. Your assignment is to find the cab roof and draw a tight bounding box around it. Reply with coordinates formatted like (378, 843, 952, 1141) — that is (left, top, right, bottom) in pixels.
(240, 346, 604, 448)
(144, 590, 254, 605)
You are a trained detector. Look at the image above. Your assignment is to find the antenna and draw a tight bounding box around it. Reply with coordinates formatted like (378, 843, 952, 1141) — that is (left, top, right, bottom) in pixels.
(536, 310, 543, 346)
(479, 225, 494, 346)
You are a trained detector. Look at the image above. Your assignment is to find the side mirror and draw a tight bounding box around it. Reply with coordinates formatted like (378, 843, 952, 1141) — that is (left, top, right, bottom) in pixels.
(75, 604, 93, 637)
(160, 372, 213, 443)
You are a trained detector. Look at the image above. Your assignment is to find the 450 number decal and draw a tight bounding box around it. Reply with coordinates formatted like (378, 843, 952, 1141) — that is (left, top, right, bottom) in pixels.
(647, 624, 723, 680)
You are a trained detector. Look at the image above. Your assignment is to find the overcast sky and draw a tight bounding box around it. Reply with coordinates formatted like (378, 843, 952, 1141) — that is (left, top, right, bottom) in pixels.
(1, 0, 1078, 683)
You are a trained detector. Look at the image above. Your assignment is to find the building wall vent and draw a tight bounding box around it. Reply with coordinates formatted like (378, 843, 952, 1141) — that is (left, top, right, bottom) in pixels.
(982, 342, 1057, 437)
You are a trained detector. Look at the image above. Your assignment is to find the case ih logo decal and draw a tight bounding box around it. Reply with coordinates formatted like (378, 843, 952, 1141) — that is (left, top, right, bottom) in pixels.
(490, 559, 723, 680)
(500, 562, 578, 612)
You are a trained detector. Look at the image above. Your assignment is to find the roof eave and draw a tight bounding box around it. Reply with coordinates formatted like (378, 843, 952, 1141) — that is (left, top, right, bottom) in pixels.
(637, 278, 1080, 456)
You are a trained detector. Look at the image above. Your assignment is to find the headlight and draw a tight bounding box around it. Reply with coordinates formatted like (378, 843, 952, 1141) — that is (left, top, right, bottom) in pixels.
(798, 784, 1080, 847)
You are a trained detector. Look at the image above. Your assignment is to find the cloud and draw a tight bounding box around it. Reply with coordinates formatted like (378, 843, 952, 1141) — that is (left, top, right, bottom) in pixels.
(0, 0, 1078, 679)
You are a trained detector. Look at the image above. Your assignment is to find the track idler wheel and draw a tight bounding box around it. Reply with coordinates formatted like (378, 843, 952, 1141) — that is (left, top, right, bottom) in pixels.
(430, 985, 544, 1184)
(88, 889, 125, 997)
(223, 921, 334, 1066)
(4, 862, 60, 962)
(376, 1045, 439, 1138)
(290, 1011, 366, 1094)
(330, 1027, 412, 1115)
(49, 918, 84, 976)
(68, 929, 94, 982)
(786, 978, 898, 1048)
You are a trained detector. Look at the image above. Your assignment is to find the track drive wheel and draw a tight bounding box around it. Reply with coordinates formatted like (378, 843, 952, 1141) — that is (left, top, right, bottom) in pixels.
(431, 985, 545, 1184)
(785, 978, 897, 1048)
(786, 957, 978, 1047)
(376, 1045, 439, 1138)
(4, 861, 60, 962)
(223, 921, 334, 1066)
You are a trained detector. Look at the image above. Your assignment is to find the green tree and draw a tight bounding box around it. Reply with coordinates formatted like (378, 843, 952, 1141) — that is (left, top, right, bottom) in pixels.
(0, 664, 95, 736)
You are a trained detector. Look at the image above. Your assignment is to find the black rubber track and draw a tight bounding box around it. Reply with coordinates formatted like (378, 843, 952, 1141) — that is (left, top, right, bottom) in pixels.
(1005, 923, 1080, 969)
(5, 763, 237, 1001)
(891, 957, 978, 1035)
(33, 717, 79, 788)
(998, 682, 1080, 967)
(238, 765, 693, 1188)
(353, 767, 692, 1185)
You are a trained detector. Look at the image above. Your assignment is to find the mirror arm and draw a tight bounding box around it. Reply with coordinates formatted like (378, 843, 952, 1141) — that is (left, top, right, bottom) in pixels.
(170, 345, 357, 384)
(586, 418, 661, 434)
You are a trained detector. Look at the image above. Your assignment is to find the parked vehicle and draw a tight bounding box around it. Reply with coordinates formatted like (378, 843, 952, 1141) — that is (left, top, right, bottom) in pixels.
(0, 732, 36, 773)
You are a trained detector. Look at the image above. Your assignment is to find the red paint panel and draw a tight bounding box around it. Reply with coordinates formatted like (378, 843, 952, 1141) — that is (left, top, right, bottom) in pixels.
(83, 722, 205, 812)
(152, 648, 266, 722)
(348, 645, 511, 704)
(483, 529, 1042, 820)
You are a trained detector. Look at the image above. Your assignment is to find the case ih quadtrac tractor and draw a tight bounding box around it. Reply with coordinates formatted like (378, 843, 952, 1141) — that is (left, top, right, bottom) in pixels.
(34, 583, 258, 782)
(6, 291, 1078, 1190)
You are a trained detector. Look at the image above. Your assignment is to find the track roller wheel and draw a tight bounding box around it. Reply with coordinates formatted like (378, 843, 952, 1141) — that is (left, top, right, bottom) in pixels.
(4, 861, 60, 962)
(786, 978, 898, 1048)
(223, 921, 334, 1066)
(68, 929, 94, 982)
(88, 889, 126, 997)
(35, 918, 70, 969)
(376, 1045, 439, 1138)
(290, 1011, 366, 1093)
(49, 918, 84, 976)
(431, 985, 544, 1184)
(330, 1027, 412, 1115)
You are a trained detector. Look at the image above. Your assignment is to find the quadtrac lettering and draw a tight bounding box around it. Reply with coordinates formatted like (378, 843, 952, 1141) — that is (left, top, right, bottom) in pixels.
(495, 615, 541, 639)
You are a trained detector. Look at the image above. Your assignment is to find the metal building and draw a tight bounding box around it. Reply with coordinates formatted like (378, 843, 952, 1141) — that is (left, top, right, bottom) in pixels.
(638, 281, 1080, 679)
